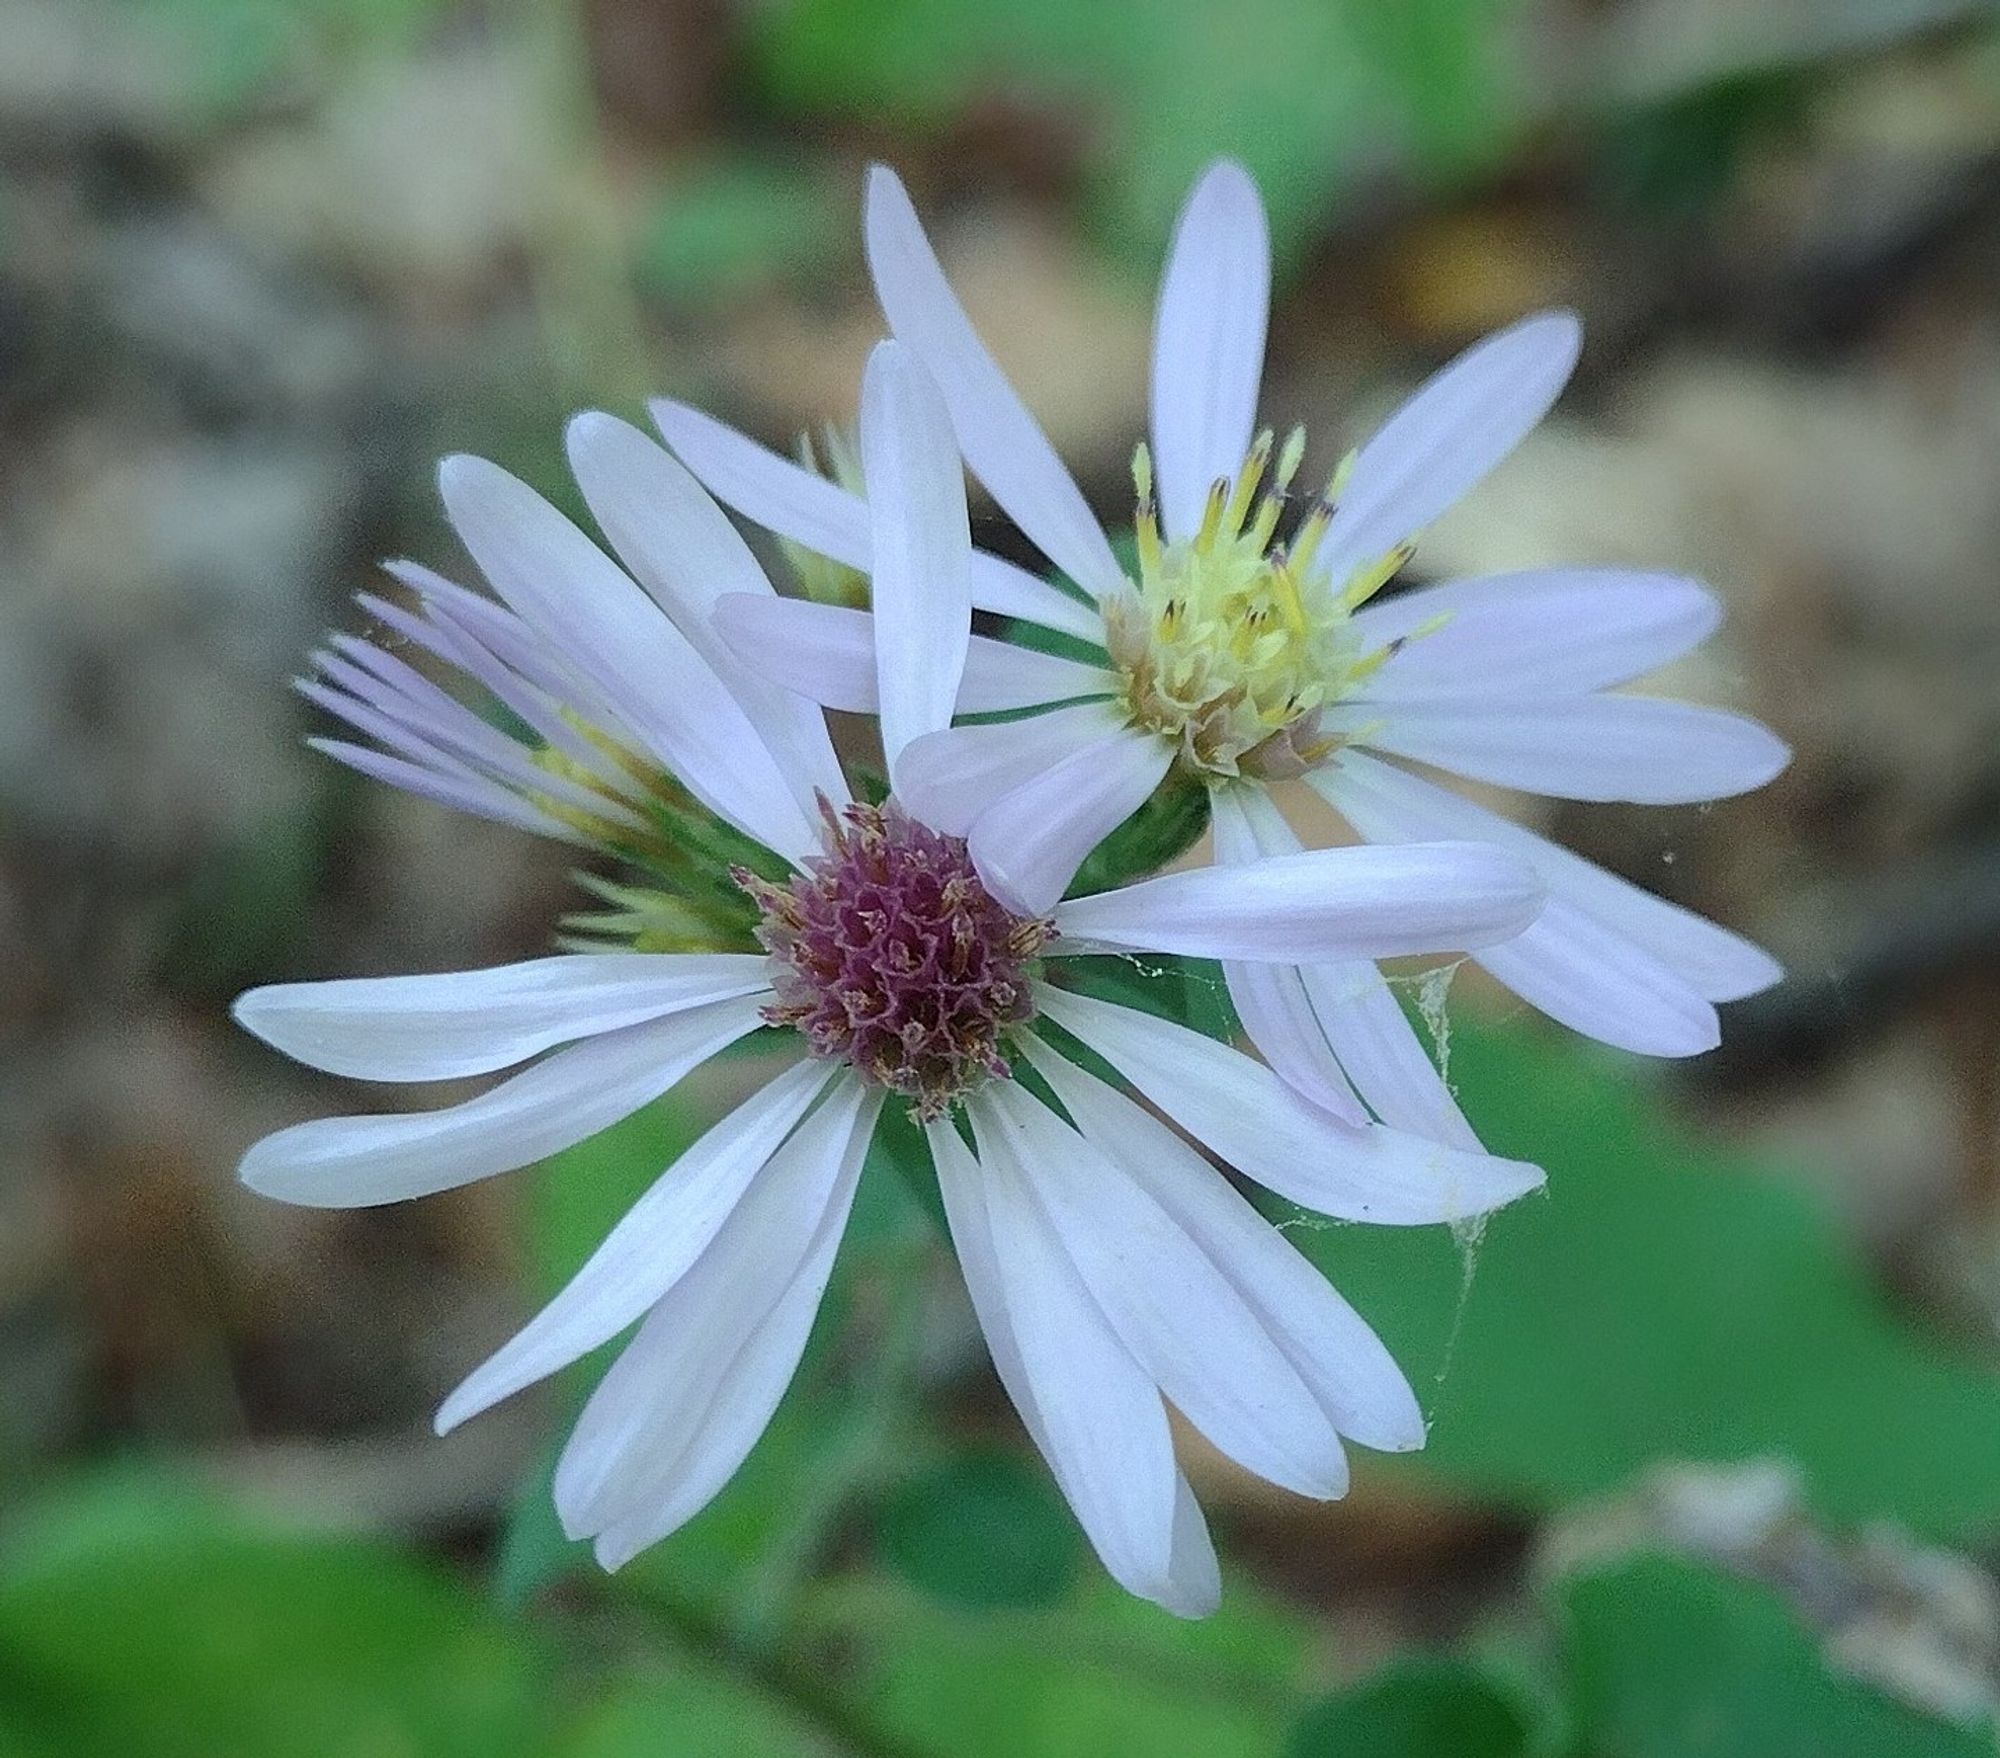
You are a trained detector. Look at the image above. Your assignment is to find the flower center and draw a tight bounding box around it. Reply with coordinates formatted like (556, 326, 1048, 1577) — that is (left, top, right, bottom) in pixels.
(1102, 432, 1408, 780)
(739, 800, 1051, 1120)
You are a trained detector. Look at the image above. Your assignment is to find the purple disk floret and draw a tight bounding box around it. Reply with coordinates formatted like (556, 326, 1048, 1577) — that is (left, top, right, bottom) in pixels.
(739, 800, 1051, 1120)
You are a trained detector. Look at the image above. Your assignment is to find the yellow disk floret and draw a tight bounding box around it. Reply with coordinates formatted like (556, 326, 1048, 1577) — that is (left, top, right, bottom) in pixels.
(1103, 430, 1412, 780)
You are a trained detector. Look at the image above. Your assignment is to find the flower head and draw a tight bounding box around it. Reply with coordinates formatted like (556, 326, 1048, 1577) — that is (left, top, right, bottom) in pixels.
(655, 161, 1790, 1146)
(235, 339, 1549, 1615)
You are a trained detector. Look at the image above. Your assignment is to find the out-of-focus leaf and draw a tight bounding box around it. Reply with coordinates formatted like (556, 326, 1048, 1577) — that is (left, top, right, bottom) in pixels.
(636, 161, 850, 307)
(802, 1571, 1313, 1758)
(553, 1659, 841, 1758)
(1557, 1551, 1993, 1758)
(1285, 1655, 1539, 1758)
(875, 1448, 1083, 1610)
(748, 0, 1522, 263)
(530, 1092, 708, 1299)
(1290, 1018, 2000, 1537)
(0, 1472, 548, 1758)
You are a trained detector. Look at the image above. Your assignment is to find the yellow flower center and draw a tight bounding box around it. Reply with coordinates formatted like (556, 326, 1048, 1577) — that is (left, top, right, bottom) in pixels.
(1102, 431, 1411, 780)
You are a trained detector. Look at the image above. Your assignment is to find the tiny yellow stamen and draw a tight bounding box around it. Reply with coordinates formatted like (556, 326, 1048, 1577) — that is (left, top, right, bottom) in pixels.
(1193, 477, 1230, 553)
(1222, 429, 1274, 536)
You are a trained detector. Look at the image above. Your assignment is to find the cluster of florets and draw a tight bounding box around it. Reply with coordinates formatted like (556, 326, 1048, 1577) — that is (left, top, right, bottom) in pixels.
(739, 800, 1051, 1120)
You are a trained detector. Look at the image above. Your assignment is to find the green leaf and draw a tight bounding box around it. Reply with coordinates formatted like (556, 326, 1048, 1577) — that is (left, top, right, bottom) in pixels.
(0, 1473, 548, 1758)
(636, 160, 850, 307)
(876, 1448, 1083, 1610)
(531, 1092, 708, 1298)
(1557, 1552, 1993, 1758)
(1286, 1656, 1538, 1758)
(553, 1659, 839, 1758)
(1289, 1017, 2000, 1537)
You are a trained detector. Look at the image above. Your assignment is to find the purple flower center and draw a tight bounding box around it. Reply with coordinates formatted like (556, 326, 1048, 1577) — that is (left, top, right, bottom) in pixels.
(739, 801, 1051, 1120)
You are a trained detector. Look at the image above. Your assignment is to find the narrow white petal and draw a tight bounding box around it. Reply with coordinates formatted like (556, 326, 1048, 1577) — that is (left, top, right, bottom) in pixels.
(565, 413, 848, 810)
(1208, 789, 1475, 1144)
(1318, 312, 1581, 583)
(1297, 961, 1481, 1149)
(864, 165, 1127, 598)
(1341, 694, 1790, 805)
(977, 1082, 1346, 1497)
(1207, 789, 1365, 1122)
(1318, 751, 1783, 1002)
(1160, 1475, 1223, 1618)
(1020, 1036, 1424, 1453)
(1053, 842, 1543, 962)
(965, 729, 1174, 916)
(308, 737, 583, 845)
(233, 953, 771, 1082)
(894, 701, 1133, 838)
(1150, 160, 1271, 543)
(651, 397, 1106, 641)
(433, 1056, 830, 1434)
(714, 595, 1114, 717)
(240, 995, 769, 1209)
(1353, 569, 1723, 700)
(947, 1095, 1180, 1602)
(858, 341, 974, 764)
(437, 455, 818, 861)
(557, 1079, 878, 1543)
(1035, 984, 1543, 1223)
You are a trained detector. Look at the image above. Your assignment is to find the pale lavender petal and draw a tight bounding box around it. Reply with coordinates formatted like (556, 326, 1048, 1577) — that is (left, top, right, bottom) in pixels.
(241, 993, 770, 1209)
(894, 701, 1133, 838)
(556, 1078, 879, 1548)
(307, 738, 584, 844)
(652, 396, 1104, 641)
(1318, 312, 1581, 585)
(864, 165, 1127, 599)
(433, 1056, 831, 1433)
(859, 341, 973, 765)
(965, 727, 1173, 916)
(438, 455, 818, 861)
(1019, 1035, 1424, 1453)
(1337, 694, 1790, 804)
(1052, 842, 1544, 962)
(1352, 569, 1723, 699)
(565, 412, 848, 810)
(1034, 984, 1543, 1223)
(1150, 160, 1270, 542)
(713, 596, 1114, 716)
(976, 1082, 1346, 1498)
(1318, 750, 1782, 1003)
(234, 954, 771, 1083)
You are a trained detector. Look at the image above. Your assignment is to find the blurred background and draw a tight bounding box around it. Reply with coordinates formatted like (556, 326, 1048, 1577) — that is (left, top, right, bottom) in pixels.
(5, 0, 2000, 1752)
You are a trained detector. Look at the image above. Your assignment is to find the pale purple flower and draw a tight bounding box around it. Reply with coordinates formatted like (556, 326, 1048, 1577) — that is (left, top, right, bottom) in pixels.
(654, 162, 1790, 1145)
(235, 342, 1548, 1614)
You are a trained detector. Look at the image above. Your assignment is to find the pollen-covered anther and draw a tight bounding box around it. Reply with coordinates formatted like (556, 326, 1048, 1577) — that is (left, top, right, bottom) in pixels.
(1106, 431, 1412, 778)
(742, 801, 1052, 1120)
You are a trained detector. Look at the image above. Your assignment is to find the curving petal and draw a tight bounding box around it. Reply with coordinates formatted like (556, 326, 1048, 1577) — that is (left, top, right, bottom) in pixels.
(714, 595, 1114, 716)
(1318, 312, 1581, 586)
(651, 396, 1104, 641)
(240, 995, 770, 1209)
(1338, 693, 1790, 804)
(433, 1057, 831, 1434)
(1150, 159, 1271, 543)
(1053, 842, 1544, 962)
(1353, 569, 1723, 699)
(975, 1083, 1346, 1498)
(1317, 750, 1784, 1002)
(565, 413, 848, 810)
(555, 1078, 879, 1552)
(894, 701, 1134, 838)
(233, 953, 770, 1083)
(1034, 984, 1543, 1224)
(438, 454, 818, 862)
(1020, 1036, 1424, 1453)
(864, 165, 1127, 598)
(965, 728, 1174, 916)
(932, 1104, 1185, 1610)
(307, 737, 583, 845)
(858, 341, 973, 765)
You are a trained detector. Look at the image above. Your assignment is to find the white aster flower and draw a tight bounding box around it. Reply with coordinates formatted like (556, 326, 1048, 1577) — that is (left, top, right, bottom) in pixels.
(234, 341, 1549, 1615)
(653, 161, 1791, 1148)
